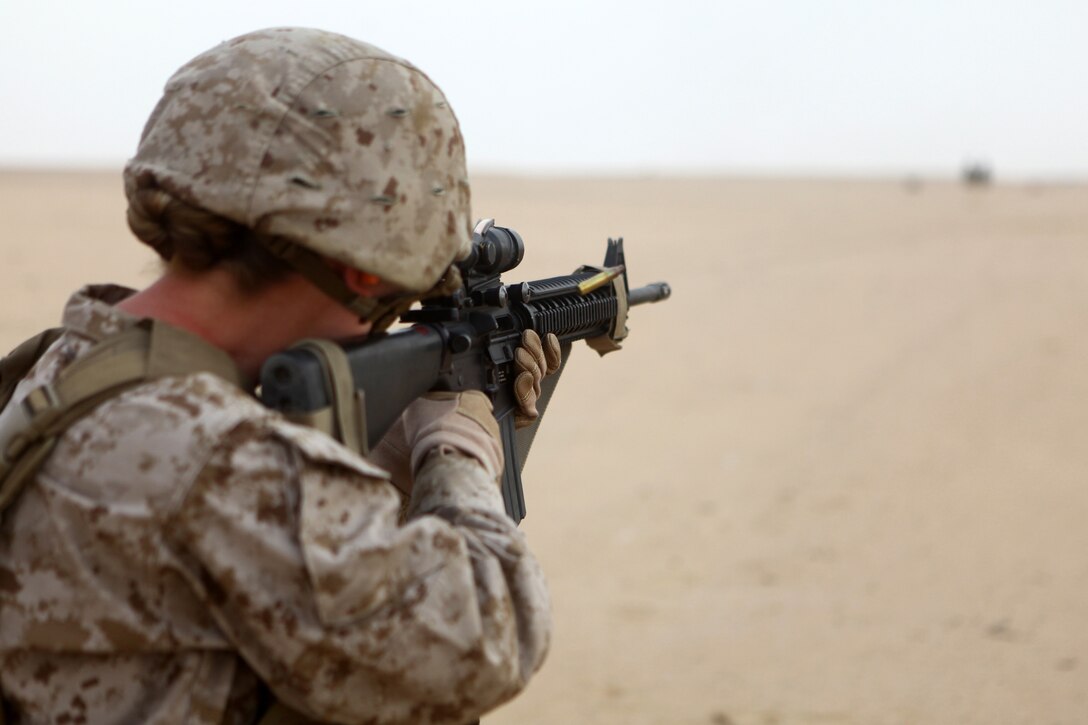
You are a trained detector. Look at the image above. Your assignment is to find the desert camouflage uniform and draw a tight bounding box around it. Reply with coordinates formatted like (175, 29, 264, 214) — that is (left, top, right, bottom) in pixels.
(0, 285, 551, 724)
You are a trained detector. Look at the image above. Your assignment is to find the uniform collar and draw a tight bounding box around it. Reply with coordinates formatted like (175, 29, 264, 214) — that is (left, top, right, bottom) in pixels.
(60, 284, 250, 391)
(61, 284, 140, 342)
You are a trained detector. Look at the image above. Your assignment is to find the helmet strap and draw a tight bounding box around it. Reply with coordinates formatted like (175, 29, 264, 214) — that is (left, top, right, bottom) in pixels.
(260, 237, 465, 333)
(261, 236, 383, 321)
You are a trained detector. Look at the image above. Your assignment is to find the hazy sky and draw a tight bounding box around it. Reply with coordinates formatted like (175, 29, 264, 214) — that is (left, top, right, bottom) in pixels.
(1, 0, 1085, 177)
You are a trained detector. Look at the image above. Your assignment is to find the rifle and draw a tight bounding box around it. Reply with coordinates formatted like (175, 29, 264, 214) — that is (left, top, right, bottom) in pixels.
(258, 219, 671, 522)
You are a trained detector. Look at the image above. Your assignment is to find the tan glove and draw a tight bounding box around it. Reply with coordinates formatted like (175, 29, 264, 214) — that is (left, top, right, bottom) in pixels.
(513, 330, 562, 429)
(370, 390, 503, 497)
(369, 330, 560, 494)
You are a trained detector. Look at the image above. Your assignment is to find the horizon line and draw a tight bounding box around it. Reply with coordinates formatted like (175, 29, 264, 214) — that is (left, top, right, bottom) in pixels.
(0, 162, 1085, 186)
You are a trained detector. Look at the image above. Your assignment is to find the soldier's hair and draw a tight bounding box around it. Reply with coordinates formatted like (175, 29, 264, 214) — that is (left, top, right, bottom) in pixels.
(126, 187, 293, 293)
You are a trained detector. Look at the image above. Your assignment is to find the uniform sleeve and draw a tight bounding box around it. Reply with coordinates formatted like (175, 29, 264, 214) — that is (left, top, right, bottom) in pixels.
(170, 418, 550, 725)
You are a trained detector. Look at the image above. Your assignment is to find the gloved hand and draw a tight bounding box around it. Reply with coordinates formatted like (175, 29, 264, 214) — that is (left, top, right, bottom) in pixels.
(513, 330, 562, 429)
(369, 330, 560, 495)
(369, 390, 502, 497)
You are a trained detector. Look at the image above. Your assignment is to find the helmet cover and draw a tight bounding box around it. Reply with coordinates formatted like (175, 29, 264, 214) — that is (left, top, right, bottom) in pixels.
(124, 27, 472, 292)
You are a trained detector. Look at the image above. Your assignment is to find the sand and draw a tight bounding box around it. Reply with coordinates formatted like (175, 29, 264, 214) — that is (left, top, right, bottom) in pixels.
(1, 171, 1086, 724)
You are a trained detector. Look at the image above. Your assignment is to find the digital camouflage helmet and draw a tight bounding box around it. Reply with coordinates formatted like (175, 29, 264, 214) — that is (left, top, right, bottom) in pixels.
(124, 27, 472, 320)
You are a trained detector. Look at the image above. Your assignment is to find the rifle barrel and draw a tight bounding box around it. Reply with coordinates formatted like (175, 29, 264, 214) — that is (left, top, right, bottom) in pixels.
(628, 282, 672, 306)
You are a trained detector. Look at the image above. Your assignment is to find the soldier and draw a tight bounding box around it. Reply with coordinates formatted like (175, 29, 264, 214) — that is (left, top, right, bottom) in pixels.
(0, 28, 558, 724)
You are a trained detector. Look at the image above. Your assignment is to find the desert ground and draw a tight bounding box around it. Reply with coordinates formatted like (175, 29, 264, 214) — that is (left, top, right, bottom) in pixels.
(1, 171, 1086, 724)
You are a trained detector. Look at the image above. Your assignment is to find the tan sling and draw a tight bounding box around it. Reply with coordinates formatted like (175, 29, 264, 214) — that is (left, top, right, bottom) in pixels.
(0, 320, 242, 517)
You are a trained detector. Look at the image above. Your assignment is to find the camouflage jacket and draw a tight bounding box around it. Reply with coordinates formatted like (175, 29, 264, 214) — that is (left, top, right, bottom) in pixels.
(0, 285, 550, 724)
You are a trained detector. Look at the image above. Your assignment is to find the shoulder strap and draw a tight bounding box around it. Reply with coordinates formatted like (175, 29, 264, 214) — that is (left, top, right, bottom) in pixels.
(0, 328, 64, 411)
(0, 321, 242, 515)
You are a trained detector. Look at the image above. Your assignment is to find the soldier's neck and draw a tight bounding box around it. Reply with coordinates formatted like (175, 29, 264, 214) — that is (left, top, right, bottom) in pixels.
(116, 267, 371, 378)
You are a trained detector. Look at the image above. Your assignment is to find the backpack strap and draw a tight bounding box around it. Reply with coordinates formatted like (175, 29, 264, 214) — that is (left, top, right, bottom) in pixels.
(0, 328, 64, 411)
(0, 320, 242, 515)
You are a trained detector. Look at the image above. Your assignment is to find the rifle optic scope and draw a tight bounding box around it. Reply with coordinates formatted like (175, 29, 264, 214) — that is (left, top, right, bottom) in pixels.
(460, 218, 524, 278)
